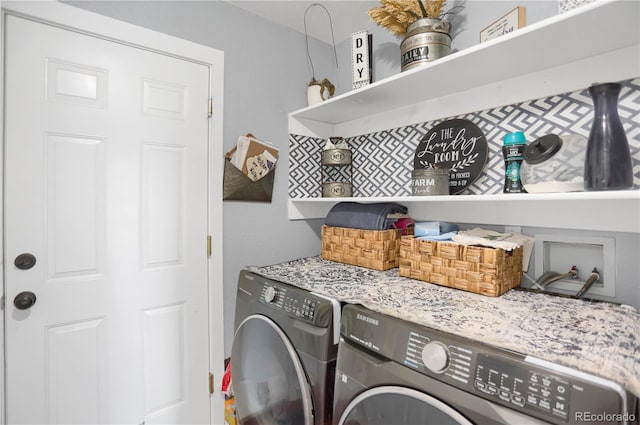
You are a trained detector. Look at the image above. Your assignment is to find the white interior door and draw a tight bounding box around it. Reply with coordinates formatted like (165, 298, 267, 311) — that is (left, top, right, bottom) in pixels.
(4, 12, 214, 424)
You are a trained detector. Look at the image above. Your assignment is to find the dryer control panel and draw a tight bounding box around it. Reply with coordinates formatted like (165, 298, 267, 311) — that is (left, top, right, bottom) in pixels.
(259, 282, 330, 326)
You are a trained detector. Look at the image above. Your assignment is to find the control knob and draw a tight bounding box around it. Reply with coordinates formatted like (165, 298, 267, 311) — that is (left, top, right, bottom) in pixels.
(422, 341, 450, 373)
(264, 286, 278, 303)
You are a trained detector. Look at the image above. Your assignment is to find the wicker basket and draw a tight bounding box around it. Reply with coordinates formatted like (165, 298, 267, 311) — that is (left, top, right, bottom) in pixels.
(399, 236, 523, 296)
(321, 225, 404, 271)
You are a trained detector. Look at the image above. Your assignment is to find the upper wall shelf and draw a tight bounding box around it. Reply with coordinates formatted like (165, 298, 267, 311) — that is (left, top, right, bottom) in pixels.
(289, 0, 640, 137)
(287, 0, 640, 233)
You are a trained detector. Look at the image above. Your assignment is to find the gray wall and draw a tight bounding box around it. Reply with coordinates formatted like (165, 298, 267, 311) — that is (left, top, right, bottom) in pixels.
(64, 0, 606, 357)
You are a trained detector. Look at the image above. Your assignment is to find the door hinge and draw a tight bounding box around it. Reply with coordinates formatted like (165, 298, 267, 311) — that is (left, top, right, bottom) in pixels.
(209, 372, 214, 395)
(208, 98, 213, 117)
(207, 235, 212, 257)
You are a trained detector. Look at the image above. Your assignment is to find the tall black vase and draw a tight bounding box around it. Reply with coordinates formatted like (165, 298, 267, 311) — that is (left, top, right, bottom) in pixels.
(584, 82, 633, 191)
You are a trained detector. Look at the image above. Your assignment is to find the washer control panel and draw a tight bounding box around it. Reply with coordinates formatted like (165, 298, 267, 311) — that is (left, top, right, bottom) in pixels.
(397, 328, 631, 424)
(260, 284, 320, 323)
(475, 354, 571, 422)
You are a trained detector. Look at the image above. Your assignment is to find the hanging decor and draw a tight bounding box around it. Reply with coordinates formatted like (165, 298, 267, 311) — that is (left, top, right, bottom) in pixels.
(351, 30, 372, 89)
(304, 3, 338, 106)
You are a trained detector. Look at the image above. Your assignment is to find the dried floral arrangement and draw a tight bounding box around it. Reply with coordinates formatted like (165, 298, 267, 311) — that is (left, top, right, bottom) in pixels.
(369, 0, 449, 37)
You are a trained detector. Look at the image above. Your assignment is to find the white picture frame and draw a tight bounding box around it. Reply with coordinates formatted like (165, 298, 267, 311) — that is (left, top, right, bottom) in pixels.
(480, 6, 526, 43)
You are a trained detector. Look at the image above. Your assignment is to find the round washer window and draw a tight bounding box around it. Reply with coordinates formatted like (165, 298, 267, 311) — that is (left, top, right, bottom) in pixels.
(231, 314, 313, 425)
(339, 386, 472, 425)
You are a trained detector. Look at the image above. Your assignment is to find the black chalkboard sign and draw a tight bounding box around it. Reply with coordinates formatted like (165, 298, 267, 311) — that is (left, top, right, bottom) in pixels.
(413, 119, 488, 194)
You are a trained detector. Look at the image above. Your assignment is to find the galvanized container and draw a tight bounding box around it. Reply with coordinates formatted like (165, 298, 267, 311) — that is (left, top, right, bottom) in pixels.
(322, 148, 352, 166)
(323, 182, 352, 198)
(412, 168, 450, 196)
(401, 18, 452, 72)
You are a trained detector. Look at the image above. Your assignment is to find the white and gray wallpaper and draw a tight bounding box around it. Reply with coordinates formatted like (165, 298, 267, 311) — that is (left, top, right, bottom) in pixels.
(290, 78, 640, 198)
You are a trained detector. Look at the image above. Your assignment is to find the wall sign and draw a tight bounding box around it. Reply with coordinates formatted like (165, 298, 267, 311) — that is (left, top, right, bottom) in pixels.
(351, 30, 372, 89)
(413, 119, 488, 194)
(480, 6, 526, 43)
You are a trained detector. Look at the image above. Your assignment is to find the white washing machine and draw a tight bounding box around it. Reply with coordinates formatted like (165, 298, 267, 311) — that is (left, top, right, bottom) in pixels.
(333, 304, 638, 425)
(231, 270, 340, 425)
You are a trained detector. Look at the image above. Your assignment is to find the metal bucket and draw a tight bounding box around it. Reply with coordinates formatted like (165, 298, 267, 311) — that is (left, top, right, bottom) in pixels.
(323, 182, 352, 198)
(322, 149, 352, 166)
(401, 18, 452, 72)
(412, 169, 449, 196)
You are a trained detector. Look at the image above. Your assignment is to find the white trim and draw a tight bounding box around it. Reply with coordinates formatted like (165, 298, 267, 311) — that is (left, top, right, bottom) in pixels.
(2, 0, 219, 65)
(1, 2, 225, 423)
(0, 2, 5, 422)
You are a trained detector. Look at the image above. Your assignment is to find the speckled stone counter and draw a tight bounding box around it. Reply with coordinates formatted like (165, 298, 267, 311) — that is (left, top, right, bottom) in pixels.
(247, 256, 640, 398)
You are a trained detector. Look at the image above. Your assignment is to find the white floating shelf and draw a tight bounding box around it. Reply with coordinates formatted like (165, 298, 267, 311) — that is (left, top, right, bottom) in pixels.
(290, 0, 639, 127)
(288, 191, 640, 233)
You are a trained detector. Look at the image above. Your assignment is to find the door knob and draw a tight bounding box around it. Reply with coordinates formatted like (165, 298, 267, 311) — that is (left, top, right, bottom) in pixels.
(14, 253, 36, 270)
(14, 291, 37, 310)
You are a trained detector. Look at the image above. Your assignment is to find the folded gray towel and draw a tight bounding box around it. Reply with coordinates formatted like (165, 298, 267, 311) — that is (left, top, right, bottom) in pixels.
(323, 202, 408, 230)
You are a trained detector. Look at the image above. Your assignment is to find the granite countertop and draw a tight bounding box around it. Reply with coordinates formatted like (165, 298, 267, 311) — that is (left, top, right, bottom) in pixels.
(247, 256, 640, 398)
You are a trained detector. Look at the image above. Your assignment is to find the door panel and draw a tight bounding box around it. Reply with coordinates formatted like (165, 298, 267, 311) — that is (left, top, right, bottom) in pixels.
(46, 318, 106, 424)
(46, 133, 106, 279)
(142, 143, 185, 267)
(143, 304, 186, 413)
(5, 14, 211, 424)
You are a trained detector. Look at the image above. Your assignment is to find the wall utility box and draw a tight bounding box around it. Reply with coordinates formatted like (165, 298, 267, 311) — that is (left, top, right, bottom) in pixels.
(534, 234, 615, 298)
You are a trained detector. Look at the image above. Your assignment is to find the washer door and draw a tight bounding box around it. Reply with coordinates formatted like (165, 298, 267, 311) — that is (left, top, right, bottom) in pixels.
(338, 386, 473, 425)
(231, 314, 313, 425)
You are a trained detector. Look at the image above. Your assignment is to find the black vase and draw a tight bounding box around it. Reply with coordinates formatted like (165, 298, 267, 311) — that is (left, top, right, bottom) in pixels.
(584, 82, 634, 191)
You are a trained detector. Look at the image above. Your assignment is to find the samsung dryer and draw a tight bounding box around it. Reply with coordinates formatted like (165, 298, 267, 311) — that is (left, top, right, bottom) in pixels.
(333, 304, 637, 425)
(231, 269, 340, 425)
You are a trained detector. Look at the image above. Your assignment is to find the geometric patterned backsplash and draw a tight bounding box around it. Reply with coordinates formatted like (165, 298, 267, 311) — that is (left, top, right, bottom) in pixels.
(289, 78, 640, 198)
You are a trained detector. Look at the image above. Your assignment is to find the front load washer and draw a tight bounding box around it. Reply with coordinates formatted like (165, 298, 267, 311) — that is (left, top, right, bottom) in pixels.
(231, 269, 340, 425)
(333, 304, 638, 425)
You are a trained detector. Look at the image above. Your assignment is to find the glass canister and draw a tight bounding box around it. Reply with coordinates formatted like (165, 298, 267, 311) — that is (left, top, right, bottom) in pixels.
(521, 134, 586, 193)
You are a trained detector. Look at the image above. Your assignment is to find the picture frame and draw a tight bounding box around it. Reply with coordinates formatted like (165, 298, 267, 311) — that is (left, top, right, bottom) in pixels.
(480, 6, 526, 43)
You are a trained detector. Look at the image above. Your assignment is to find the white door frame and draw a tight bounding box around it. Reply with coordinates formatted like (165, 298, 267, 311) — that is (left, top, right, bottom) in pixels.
(0, 1, 225, 423)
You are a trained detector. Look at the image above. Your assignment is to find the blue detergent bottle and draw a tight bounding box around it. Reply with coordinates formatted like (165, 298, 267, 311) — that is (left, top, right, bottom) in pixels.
(503, 131, 528, 193)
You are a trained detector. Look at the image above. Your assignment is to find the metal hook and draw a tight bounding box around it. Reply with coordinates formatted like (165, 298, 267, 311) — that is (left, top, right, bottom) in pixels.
(304, 3, 339, 82)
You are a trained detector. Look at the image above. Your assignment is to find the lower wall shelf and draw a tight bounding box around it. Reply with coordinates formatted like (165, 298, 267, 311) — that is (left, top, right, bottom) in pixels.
(288, 191, 640, 233)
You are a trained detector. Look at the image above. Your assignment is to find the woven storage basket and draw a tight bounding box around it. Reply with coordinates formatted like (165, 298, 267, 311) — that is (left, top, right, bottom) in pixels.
(399, 236, 523, 297)
(321, 225, 404, 271)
